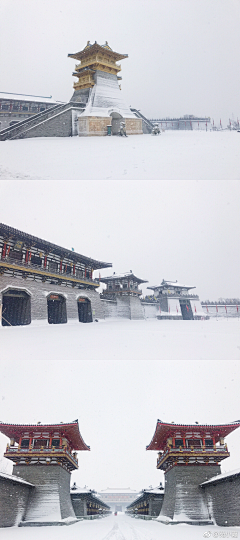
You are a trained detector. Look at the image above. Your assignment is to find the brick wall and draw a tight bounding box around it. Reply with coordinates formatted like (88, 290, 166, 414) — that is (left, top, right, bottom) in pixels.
(78, 116, 111, 136)
(202, 475, 240, 526)
(71, 495, 87, 517)
(0, 476, 32, 527)
(13, 465, 75, 522)
(0, 275, 105, 323)
(149, 495, 164, 517)
(125, 118, 142, 135)
(20, 108, 73, 138)
(160, 465, 220, 522)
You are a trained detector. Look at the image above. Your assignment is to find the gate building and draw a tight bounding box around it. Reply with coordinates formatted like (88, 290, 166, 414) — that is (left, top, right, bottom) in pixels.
(146, 420, 240, 524)
(143, 279, 206, 320)
(0, 420, 90, 526)
(0, 223, 111, 326)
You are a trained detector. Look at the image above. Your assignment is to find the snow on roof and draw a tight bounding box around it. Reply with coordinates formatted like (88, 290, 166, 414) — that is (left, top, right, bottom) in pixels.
(143, 487, 164, 494)
(100, 272, 147, 284)
(0, 420, 90, 451)
(127, 486, 164, 508)
(0, 92, 59, 104)
(70, 485, 92, 494)
(201, 468, 240, 486)
(148, 280, 196, 291)
(0, 471, 34, 487)
(146, 420, 240, 451)
(0, 223, 112, 270)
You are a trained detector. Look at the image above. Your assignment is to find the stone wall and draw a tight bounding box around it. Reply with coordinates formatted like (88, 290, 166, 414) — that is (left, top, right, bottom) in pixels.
(202, 474, 240, 526)
(0, 475, 32, 527)
(125, 118, 142, 135)
(101, 299, 118, 318)
(78, 116, 111, 136)
(142, 303, 158, 319)
(19, 108, 74, 138)
(160, 465, 220, 523)
(129, 296, 144, 319)
(13, 465, 75, 523)
(70, 89, 90, 104)
(101, 296, 144, 319)
(71, 495, 87, 517)
(0, 274, 105, 324)
(149, 495, 164, 517)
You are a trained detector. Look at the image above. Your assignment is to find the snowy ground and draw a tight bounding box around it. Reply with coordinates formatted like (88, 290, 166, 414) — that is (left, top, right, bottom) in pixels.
(1, 317, 240, 361)
(1, 514, 240, 540)
(0, 130, 240, 180)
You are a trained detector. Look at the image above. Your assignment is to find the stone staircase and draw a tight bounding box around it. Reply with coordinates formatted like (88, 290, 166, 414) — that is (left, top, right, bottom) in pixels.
(0, 102, 85, 141)
(130, 108, 154, 134)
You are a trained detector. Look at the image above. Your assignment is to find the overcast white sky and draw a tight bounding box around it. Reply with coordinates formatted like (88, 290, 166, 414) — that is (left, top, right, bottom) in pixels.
(1, 0, 240, 126)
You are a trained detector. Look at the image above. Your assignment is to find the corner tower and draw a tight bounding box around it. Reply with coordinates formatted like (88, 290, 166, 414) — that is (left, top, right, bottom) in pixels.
(68, 41, 142, 136)
(0, 421, 90, 526)
(147, 420, 240, 525)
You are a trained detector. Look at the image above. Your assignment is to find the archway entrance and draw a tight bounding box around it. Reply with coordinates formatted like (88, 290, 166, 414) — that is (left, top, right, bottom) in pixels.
(47, 294, 67, 324)
(77, 298, 92, 323)
(110, 112, 123, 135)
(2, 289, 31, 326)
(179, 300, 194, 320)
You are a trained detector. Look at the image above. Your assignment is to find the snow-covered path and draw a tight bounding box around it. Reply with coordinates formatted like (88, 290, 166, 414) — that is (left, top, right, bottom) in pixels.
(1, 514, 239, 540)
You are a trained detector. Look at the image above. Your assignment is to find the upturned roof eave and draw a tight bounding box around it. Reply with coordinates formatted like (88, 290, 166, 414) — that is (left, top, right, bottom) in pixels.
(146, 420, 240, 451)
(68, 43, 128, 62)
(0, 223, 112, 270)
(100, 273, 148, 284)
(0, 421, 90, 451)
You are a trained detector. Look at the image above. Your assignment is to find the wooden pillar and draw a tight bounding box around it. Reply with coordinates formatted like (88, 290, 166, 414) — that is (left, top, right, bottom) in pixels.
(85, 268, 87, 278)
(60, 261, 62, 273)
(25, 250, 29, 263)
(73, 265, 75, 276)
(2, 242, 7, 258)
(44, 256, 47, 268)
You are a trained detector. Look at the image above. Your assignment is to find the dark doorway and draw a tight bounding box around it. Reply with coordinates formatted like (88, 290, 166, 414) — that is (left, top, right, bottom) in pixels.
(2, 289, 31, 326)
(110, 112, 123, 135)
(47, 294, 67, 324)
(78, 298, 92, 323)
(179, 300, 194, 320)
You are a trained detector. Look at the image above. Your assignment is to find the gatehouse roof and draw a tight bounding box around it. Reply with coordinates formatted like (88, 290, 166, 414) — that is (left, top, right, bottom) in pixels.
(146, 420, 240, 451)
(100, 272, 147, 284)
(0, 223, 111, 271)
(0, 421, 90, 451)
(147, 280, 196, 292)
(68, 41, 128, 62)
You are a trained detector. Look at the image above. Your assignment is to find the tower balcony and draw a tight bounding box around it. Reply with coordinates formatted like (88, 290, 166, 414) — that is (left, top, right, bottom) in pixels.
(157, 445, 229, 472)
(76, 59, 121, 72)
(0, 257, 99, 289)
(102, 288, 142, 296)
(4, 445, 78, 471)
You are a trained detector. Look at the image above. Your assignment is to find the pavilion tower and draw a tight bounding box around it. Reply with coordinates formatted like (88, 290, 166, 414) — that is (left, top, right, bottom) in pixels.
(147, 420, 240, 524)
(68, 41, 142, 136)
(100, 271, 147, 319)
(0, 421, 90, 526)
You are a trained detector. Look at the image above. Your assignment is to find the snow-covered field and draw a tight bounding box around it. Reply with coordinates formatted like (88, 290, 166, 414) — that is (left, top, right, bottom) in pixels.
(0, 130, 240, 180)
(1, 513, 239, 540)
(1, 317, 239, 361)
